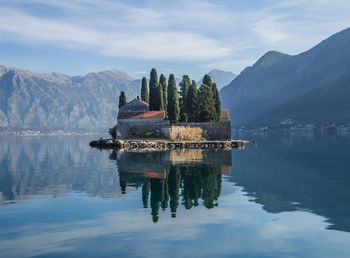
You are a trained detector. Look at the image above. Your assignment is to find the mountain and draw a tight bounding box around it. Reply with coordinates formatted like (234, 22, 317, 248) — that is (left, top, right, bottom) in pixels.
(199, 69, 237, 90)
(0, 66, 140, 131)
(220, 27, 350, 128)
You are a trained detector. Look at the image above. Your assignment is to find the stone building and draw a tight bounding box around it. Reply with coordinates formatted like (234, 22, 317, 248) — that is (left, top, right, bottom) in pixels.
(114, 98, 232, 140)
(115, 99, 169, 138)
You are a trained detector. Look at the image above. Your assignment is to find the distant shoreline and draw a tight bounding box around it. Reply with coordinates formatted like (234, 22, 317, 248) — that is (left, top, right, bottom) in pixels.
(0, 128, 106, 136)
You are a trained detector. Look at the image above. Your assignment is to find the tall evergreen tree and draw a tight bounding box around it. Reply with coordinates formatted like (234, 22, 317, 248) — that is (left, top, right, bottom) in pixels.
(179, 75, 191, 122)
(187, 80, 198, 122)
(197, 84, 216, 122)
(212, 83, 221, 121)
(154, 83, 164, 110)
(159, 74, 167, 114)
(202, 74, 213, 87)
(118, 91, 127, 109)
(141, 77, 149, 103)
(167, 74, 180, 123)
(149, 68, 158, 110)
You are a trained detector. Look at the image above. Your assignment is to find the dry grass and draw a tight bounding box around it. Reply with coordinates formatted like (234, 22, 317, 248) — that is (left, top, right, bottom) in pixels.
(169, 126, 206, 141)
(169, 149, 204, 163)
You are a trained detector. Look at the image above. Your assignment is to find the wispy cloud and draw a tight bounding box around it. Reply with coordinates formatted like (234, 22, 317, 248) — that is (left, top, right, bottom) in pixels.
(0, 0, 350, 75)
(0, 1, 234, 61)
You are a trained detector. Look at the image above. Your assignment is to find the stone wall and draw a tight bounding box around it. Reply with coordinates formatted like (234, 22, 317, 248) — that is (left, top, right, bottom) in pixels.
(115, 120, 231, 140)
(116, 119, 170, 139)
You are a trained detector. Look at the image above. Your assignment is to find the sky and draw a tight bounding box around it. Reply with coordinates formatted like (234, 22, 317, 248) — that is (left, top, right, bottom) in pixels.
(0, 0, 350, 80)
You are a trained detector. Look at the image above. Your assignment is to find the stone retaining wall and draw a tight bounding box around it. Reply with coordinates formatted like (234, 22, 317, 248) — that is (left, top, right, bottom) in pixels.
(115, 120, 231, 140)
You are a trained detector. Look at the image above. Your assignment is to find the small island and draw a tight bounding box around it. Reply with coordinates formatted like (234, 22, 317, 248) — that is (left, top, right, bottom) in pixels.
(90, 68, 248, 150)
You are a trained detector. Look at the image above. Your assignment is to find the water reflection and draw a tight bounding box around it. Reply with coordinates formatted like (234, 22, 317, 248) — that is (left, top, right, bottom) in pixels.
(1, 134, 350, 234)
(0, 136, 128, 205)
(229, 132, 350, 232)
(0, 136, 230, 223)
(110, 149, 230, 222)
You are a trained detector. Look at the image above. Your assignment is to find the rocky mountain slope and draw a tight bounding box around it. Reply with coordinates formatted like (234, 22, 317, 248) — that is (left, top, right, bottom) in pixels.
(0, 66, 140, 131)
(221, 27, 350, 128)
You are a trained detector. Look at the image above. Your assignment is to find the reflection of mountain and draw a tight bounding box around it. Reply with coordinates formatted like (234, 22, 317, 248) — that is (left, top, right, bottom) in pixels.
(0, 136, 129, 205)
(228, 134, 350, 232)
(110, 149, 231, 222)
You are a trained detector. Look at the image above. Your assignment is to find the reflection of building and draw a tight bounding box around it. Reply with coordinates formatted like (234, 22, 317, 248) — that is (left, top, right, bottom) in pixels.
(112, 149, 231, 223)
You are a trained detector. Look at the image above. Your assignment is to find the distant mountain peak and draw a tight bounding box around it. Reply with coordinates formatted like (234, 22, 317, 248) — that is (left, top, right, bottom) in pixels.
(0, 65, 8, 77)
(253, 50, 291, 69)
(199, 69, 237, 90)
(220, 27, 350, 127)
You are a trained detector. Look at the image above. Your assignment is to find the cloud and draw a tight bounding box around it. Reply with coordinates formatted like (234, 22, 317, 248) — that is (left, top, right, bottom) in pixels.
(0, 1, 233, 61)
(1, 0, 350, 74)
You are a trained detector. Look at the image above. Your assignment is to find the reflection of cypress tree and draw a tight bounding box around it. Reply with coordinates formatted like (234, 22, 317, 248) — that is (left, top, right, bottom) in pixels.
(168, 166, 181, 217)
(119, 179, 127, 194)
(200, 165, 222, 209)
(150, 179, 165, 223)
(215, 167, 222, 203)
(190, 167, 201, 207)
(181, 166, 193, 209)
(109, 150, 116, 160)
(161, 170, 169, 210)
(142, 181, 150, 208)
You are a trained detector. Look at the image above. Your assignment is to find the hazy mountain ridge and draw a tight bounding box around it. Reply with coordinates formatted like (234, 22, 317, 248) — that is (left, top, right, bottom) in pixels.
(199, 69, 237, 89)
(221, 27, 350, 128)
(0, 66, 139, 131)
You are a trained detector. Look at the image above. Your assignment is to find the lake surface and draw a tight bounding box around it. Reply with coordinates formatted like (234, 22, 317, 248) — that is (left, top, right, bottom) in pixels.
(0, 133, 350, 257)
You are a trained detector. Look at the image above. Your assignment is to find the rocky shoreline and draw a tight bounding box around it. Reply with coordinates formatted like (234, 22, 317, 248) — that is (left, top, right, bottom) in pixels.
(89, 138, 249, 150)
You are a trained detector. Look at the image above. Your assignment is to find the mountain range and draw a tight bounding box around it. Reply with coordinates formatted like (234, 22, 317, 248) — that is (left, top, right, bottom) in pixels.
(0, 66, 140, 131)
(221, 27, 350, 129)
(0, 66, 235, 131)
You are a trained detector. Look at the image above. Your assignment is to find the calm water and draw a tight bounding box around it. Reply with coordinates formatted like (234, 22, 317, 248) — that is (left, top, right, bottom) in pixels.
(0, 133, 350, 257)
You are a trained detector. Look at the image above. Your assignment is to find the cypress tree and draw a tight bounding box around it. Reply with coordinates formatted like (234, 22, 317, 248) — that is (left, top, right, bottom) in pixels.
(187, 80, 198, 122)
(159, 74, 167, 114)
(202, 74, 213, 87)
(118, 91, 127, 109)
(141, 77, 149, 103)
(154, 83, 164, 110)
(167, 74, 180, 123)
(149, 68, 158, 110)
(179, 75, 191, 122)
(212, 83, 221, 121)
(197, 84, 216, 122)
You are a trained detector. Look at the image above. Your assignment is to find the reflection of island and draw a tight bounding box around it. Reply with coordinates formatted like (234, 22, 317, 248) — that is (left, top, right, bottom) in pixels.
(0, 136, 231, 222)
(110, 149, 231, 222)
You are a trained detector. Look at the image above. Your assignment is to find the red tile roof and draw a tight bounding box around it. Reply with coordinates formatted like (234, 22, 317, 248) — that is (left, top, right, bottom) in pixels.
(135, 99, 149, 106)
(118, 111, 165, 120)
